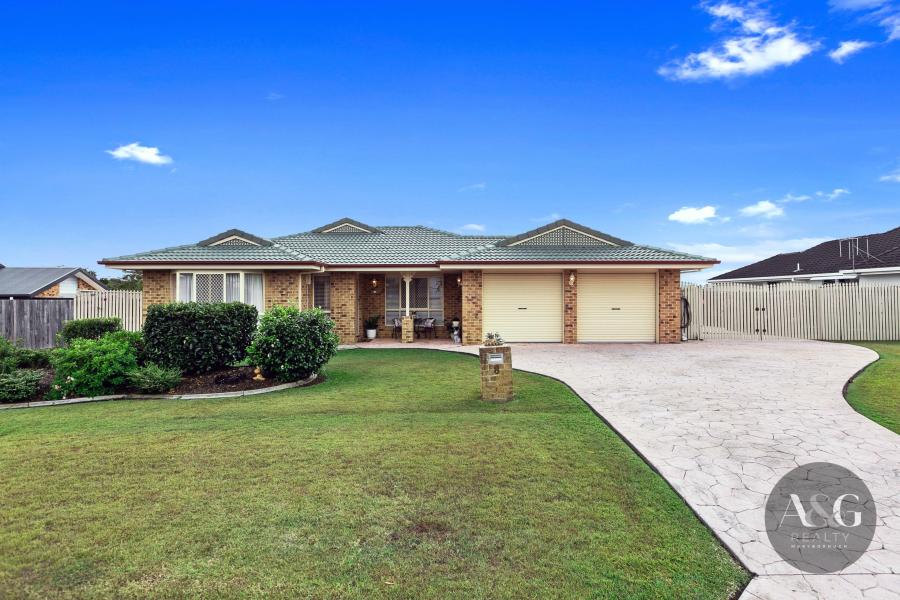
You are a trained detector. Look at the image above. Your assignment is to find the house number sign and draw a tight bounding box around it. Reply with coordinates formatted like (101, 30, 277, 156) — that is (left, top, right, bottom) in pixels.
(487, 353, 504, 365)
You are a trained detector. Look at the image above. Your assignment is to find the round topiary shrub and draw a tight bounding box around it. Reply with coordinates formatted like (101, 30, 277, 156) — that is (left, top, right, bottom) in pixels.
(247, 307, 339, 382)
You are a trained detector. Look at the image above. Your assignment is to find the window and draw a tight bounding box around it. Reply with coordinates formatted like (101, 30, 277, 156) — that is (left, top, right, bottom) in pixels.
(313, 276, 330, 310)
(385, 275, 443, 324)
(176, 272, 266, 316)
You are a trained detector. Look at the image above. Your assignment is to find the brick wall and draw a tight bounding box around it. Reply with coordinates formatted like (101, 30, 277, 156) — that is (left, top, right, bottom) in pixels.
(658, 269, 681, 343)
(564, 269, 577, 344)
(77, 278, 96, 291)
(264, 271, 300, 311)
(461, 270, 482, 345)
(358, 273, 391, 337)
(300, 274, 313, 310)
(443, 273, 462, 327)
(142, 270, 174, 318)
(35, 284, 60, 298)
(330, 272, 358, 344)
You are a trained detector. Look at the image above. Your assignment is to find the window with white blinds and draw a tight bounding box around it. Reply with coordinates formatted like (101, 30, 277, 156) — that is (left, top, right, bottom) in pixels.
(384, 275, 443, 324)
(176, 272, 267, 316)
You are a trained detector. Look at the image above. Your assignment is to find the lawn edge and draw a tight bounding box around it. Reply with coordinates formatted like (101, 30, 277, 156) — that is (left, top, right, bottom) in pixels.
(840, 342, 898, 436)
(0, 372, 319, 410)
(343, 346, 756, 599)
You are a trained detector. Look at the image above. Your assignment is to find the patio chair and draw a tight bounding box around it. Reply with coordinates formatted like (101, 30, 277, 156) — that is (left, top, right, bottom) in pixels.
(392, 318, 402, 339)
(420, 318, 436, 339)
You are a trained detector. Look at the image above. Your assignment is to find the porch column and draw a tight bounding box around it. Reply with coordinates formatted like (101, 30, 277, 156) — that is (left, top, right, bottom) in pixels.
(461, 270, 483, 345)
(401, 272, 414, 343)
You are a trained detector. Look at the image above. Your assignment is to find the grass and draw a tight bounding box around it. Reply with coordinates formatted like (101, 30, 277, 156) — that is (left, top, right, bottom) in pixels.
(0, 349, 749, 599)
(846, 341, 900, 434)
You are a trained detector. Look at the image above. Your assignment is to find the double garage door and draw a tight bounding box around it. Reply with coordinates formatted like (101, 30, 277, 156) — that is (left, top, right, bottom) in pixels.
(482, 273, 656, 343)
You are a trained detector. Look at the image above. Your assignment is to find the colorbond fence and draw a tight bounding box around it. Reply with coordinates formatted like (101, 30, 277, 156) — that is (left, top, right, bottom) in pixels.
(0, 298, 73, 348)
(681, 283, 900, 341)
(74, 291, 143, 332)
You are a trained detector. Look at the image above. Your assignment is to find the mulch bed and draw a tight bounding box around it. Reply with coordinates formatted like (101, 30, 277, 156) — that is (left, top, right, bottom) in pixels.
(165, 366, 284, 395)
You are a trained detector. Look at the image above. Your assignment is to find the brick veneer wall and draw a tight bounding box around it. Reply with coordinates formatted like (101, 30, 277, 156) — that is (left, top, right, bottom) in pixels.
(358, 273, 390, 337)
(443, 273, 462, 326)
(141, 270, 174, 318)
(461, 270, 482, 345)
(300, 274, 313, 310)
(564, 269, 577, 344)
(658, 269, 681, 343)
(77, 279, 96, 291)
(330, 272, 358, 344)
(264, 271, 300, 311)
(35, 284, 60, 298)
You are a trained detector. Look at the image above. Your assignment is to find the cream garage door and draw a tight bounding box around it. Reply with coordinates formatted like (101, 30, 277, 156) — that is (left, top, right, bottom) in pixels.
(483, 273, 563, 342)
(577, 274, 656, 342)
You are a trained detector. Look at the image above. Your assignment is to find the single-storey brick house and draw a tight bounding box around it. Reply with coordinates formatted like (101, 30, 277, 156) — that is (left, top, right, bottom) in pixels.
(100, 218, 717, 345)
(0, 265, 105, 298)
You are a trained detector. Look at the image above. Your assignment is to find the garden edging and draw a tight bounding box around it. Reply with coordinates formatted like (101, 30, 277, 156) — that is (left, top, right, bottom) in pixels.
(0, 372, 318, 410)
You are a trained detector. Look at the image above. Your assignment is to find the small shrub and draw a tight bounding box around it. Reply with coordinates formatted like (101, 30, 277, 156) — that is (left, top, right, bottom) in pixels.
(247, 307, 339, 382)
(0, 338, 51, 372)
(0, 369, 43, 403)
(104, 330, 145, 363)
(483, 331, 505, 346)
(49, 333, 138, 399)
(143, 303, 258, 374)
(127, 363, 182, 394)
(60, 317, 121, 344)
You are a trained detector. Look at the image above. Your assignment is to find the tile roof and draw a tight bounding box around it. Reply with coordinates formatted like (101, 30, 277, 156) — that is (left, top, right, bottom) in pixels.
(102, 222, 716, 266)
(711, 226, 900, 280)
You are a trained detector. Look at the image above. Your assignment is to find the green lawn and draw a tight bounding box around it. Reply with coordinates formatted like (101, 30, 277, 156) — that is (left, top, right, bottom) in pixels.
(0, 349, 748, 599)
(846, 342, 900, 434)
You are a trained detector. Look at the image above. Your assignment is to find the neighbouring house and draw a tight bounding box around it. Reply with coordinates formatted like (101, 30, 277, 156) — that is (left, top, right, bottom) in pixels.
(711, 226, 900, 287)
(99, 218, 717, 345)
(0, 265, 105, 298)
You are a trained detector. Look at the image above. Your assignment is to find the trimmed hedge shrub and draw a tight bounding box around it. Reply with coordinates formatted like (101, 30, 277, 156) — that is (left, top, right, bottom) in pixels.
(247, 307, 339, 382)
(127, 363, 182, 394)
(0, 369, 43, 403)
(104, 330, 145, 363)
(60, 317, 121, 344)
(143, 303, 258, 374)
(49, 333, 138, 399)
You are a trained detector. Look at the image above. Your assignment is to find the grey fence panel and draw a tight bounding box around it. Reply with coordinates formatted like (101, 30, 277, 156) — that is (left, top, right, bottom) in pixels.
(0, 298, 74, 348)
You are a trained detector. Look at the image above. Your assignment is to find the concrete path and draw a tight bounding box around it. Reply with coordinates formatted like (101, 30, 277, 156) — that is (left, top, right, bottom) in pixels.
(346, 339, 900, 599)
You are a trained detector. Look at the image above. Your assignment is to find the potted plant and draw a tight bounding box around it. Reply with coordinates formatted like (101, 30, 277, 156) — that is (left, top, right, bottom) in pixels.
(364, 315, 380, 340)
(482, 331, 504, 346)
(450, 316, 460, 328)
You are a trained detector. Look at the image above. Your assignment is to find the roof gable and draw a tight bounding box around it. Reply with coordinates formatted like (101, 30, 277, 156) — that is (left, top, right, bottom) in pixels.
(311, 218, 382, 234)
(496, 219, 632, 247)
(198, 229, 273, 247)
(0, 267, 98, 297)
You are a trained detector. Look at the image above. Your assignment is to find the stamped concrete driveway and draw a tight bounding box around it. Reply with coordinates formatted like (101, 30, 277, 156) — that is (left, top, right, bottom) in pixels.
(353, 339, 900, 599)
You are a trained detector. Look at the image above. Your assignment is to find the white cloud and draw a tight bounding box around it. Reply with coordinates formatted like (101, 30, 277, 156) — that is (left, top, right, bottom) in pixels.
(831, 0, 900, 41)
(668, 205, 720, 224)
(266, 92, 285, 101)
(460, 223, 486, 232)
(530, 212, 562, 223)
(106, 142, 173, 166)
(739, 199, 784, 218)
(458, 182, 487, 192)
(658, 2, 817, 81)
(829, 40, 875, 62)
(816, 187, 851, 200)
(669, 237, 829, 263)
(880, 168, 900, 182)
(779, 193, 812, 203)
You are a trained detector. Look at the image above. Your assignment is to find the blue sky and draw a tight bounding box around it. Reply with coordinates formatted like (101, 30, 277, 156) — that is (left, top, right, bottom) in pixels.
(1, 1, 898, 280)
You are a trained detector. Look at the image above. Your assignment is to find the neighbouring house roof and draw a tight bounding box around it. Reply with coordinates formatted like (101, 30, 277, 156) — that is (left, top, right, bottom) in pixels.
(0, 266, 105, 298)
(101, 218, 717, 268)
(711, 226, 900, 281)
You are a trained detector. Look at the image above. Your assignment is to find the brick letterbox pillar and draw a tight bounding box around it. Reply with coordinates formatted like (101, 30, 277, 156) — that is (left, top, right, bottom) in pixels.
(479, 345, 513, 402)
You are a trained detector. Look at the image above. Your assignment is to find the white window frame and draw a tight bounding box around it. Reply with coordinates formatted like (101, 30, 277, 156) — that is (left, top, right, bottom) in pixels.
(174, 271, 266, 313)
(384, 275, 443, 320)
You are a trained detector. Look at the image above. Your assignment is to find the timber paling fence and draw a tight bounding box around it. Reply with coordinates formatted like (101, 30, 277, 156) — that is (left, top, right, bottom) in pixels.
(74, 291, 143, 332)
(0, 291, 143, 349)
(0, 298, 73, 349)
(681, 283, 900, 341)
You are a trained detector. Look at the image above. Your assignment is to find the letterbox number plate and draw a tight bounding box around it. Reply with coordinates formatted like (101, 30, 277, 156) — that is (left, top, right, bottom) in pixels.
(487, 353, 504, 365)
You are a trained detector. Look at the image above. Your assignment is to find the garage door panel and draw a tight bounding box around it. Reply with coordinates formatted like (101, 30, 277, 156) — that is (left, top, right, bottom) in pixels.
(578, 274, 656, 342)
(483, 274, 562, 342)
